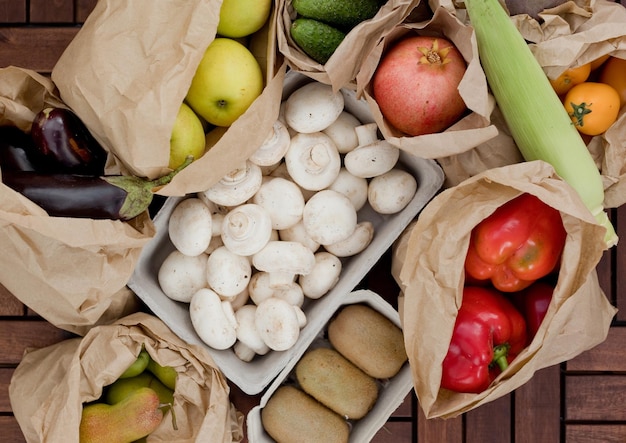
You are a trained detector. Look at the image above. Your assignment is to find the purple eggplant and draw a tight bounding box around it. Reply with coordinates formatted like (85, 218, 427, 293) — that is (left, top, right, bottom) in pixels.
(30, 107, 107, 175)
(0, 126, 39, 171)
(2, 156, 193, 221)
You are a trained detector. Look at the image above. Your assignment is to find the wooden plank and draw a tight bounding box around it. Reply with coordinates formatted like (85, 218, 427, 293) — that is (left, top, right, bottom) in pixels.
(566, 424, 626, 443)
(0, 0, 26, 22)
(565, 375, 626, 421)
(0, 320, 73, 364)
(0, 27, 78, 73)
(465, 394, 511, 442)
(0, 367, 14, 412)
(417, 407, 463, 442)
(514, 365, 561, 443)
(0, 416, 26, 443)
(616, 206, 626, 322)
(373, 421, 413, 442)
(76, 0, 98, 23)
(566, 327, 626, 371)
(29, 0, 74, 23)
(0, 284, 24, 316)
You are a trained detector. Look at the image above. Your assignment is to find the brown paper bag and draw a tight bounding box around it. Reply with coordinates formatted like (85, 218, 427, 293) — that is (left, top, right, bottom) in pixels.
(9, 312, 244, 443)
(277, 0, 422, 91)
(0, 66, 152, 335)
(356, 0, 499, 159)
(395, 160, 617, 418)
(51, 0, 287, 196)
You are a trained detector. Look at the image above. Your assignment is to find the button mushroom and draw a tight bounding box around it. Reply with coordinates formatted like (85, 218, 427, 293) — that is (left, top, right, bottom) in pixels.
(368, 168, 418, 214)
(206, 246, 252, 299)
(344, 123, 400, 179)
(324, 221, 375, 257)
(283, 81, 344, 133)
(252, 177, 305, 230)
(158, 250, 208, 303)
(168, 198, 213, 257)
(252, 240, 316, 288)
(249, 272, 305, 307)
(322, 110, 362, 154)
(302, 189, 357, 246)
(221, 203, 273, 256)
(233, 304, 270, 362)
(284, 132, 341, 191)
(190, 288, 238, 350)
(249, 120, 291, 167)
(201, 161, 263, 207)
(328, 168, 369, 211)
(255, 297, 304, 351)
(278, 220, 321, 252)
(299, 252, 342, 300)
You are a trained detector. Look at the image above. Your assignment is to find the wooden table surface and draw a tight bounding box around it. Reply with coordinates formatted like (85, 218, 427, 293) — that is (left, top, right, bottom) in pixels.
(1, 1, 625, 442)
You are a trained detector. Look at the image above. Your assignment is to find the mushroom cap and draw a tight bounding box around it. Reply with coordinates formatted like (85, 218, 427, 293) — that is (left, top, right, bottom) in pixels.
(252, 240, 316, 277)
(368, 169, 418, 214)
(249, 120, 291, 167)
(284, 82, 344, 133)
(221, 203, 273, 256)
(190, 288, 237, 350)
(322, 111, 362, 154)
(302, 190, 357, 245)
(255, 297, 302, 351)
(253, 177, 305, 230)
(328, 168, 369, 211)
(206, 246, 252, 298)
(201, 161, 263, 206)
(168, 198, 213, 257)
(285, 132, 341, 191)
(324, 221, 375, 257)
(158, 250, 208, 303)
(299, 252, 342, 299)
(235, 304, 270, 356)
(344, 141, 400, 179)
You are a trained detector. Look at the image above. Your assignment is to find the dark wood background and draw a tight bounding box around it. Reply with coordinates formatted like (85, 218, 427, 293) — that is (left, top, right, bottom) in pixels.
(1, 1, 625, 441)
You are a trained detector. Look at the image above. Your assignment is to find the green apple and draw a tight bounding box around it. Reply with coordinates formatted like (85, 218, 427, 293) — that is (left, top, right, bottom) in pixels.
(186, 38, 264, 127)
(169, 102, 206, 169)
(217, 0, 273, 38)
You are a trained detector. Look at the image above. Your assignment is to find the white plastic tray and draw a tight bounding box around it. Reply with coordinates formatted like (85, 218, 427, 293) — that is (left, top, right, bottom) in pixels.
(246, 289, 414, 442)
(127, 73, 444, 395)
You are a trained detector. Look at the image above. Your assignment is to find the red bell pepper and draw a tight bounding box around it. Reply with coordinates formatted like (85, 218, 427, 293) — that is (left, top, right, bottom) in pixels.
(464, 193, 566, 292)
(441, 286, 527, 393)
(512, 281, 554, 341)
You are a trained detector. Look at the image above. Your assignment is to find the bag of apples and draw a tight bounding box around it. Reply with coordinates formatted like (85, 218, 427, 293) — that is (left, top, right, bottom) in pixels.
(0, 66, 151, 335)
(51, 0, 287, 196)
(393, 160, 617, 418)
(9, 312, 243, 442)
(356, 0, 499, 159)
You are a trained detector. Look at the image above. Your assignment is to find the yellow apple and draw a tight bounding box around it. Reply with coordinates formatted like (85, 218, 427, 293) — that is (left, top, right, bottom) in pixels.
(169, 102, 206, 169)
(186, 38, 264, 127)
(217, 0, 273, 38)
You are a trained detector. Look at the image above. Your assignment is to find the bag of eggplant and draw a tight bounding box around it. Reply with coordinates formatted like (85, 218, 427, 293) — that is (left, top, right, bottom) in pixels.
(0, 66, 154, 334)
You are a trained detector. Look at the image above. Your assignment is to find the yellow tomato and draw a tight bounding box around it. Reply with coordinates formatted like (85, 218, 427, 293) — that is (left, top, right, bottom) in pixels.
(599, 56, 626, 108)
(563, 82, 621, 136)
(549, 63, 591, 95)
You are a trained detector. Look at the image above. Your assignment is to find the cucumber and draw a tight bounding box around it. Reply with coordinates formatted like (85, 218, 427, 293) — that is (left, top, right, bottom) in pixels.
(293, 0, 381, 30)
(290, 18, 346, 65)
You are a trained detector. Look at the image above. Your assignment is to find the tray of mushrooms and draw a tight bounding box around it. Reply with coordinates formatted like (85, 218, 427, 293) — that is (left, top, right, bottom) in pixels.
(128, 71, 445, 395)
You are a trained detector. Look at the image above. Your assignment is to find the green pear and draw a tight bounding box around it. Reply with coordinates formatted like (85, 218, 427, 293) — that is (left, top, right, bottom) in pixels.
(186, 38, 264, 127)
(118, 349, 150, 379)
(169, 102, 206, 169)
(146, 358, 178, 391)
(217, 0, 273, 38)
(79, 387, 163, 443)
(105, 372, 174, 406)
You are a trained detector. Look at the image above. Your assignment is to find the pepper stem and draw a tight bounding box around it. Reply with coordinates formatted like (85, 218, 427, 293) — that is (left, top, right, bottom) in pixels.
(492, 344, 510, 372)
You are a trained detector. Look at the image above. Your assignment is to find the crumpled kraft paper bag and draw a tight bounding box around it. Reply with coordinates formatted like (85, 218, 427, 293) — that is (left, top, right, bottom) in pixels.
(510, 0, 626, 208)
(0, 66, 152, 335)
(51, 0, 287, 196)
(277, 0, 422, 91)
(9, 312, 244, 443)
(395, 160, 617, 418)
(356, 0, 499, 159)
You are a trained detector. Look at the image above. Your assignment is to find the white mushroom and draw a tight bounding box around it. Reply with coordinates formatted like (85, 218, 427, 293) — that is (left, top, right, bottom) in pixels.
(190, 288, 238, 350)
(328, 168, 369, 211)
(233, 304, 270, 362)
(368, 169, 418, 214)
(229, 286, 250, 310)
(201, 161, 263, 207)
(269, 162, 317, 201)
(299, 252, 342, 300)
(279, 220, 321, 252)
(252, 240, 316, 288)
(344, 123, 400, 178)
(283, 81, 344, 133)
(255, 297, 303, 351)
(285, 132, 341, 191)
(302, 189, 357, 245)
(221, 203, 273, 256)
(252, 177, 305, 230)
(322, 111, 362, 154)
(249, 120, 291, 167)
(324, 221, 375, 257)
(158, 250, 208, 303)
(249, 272, 305, 307)
(168, 198, 213, 257)
(204, 235, 224, 255)
(206, 246, 252, 299)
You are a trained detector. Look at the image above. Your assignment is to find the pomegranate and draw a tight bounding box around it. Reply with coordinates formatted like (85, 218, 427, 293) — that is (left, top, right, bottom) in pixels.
(372, 35, 467, 136)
